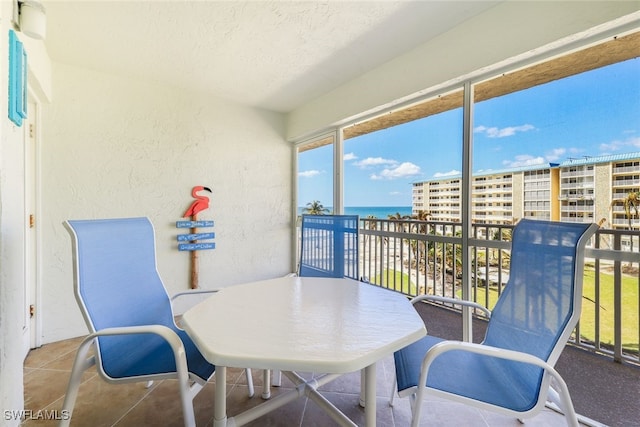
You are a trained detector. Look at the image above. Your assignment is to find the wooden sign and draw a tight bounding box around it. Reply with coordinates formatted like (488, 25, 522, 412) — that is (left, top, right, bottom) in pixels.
(181, 186, 214, 289)
(177, 232, 215, 242)
(176, 220, 214, 228)
(179, 242, 216, 251)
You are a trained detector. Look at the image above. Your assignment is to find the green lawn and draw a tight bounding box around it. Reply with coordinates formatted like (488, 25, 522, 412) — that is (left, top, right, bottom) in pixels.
(371, 269, 417, 295)
(466, 270, 639, 353)
(371, 267, 638, 353)
(581, 270, 639, 352)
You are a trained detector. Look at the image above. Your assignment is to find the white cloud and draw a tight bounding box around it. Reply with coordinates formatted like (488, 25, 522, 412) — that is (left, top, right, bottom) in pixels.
(545, 148, 566, 162)
(344, 152, 358, 161)
(355, 157, 398, 168)
(502, 155, 545, 168)
(298, 169, 322, 178)
(371, 162, 421, 180)
(475, 124, 535, 138)
(502, 147, 582, 168)
(600, 136, 640, 153)
(433, 169, 461, 178)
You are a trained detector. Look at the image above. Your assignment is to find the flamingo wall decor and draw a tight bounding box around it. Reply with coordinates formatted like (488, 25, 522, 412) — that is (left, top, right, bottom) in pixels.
(176, 186, 215, 289)
(182, 186, 212, 218)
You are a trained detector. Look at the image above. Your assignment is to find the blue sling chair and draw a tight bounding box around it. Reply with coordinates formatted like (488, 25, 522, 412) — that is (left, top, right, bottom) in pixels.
(391, 219, 599, 427)
(60, 217, 254, 427)
(270, 214, 360, 391)
(298, 214, 360, 280)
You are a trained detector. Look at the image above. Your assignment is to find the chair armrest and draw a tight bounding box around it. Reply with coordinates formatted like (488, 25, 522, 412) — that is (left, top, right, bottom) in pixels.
(424, 340, 553, 372)
(89, 324, 185, 354)
(87, 325, 191, 379)
(410, 294, 492, 319)
(171, 289, 219, 315)
(170, 288, 219, 301)
(418, 340, 577, 423)
(71, 324, 185, 369)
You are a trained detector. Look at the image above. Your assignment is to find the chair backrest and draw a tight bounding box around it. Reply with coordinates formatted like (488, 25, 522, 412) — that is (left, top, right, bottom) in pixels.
(484, 219, 598, 366)
(299, 214, 359, 280)
(65, 217, 177, 377)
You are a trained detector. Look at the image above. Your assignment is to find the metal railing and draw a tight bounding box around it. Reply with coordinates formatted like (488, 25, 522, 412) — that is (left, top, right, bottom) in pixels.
(357, 218, 640, 366)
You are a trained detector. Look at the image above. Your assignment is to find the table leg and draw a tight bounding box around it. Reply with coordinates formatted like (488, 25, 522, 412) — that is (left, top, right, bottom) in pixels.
(364, 364, 376, 427)
(262, 369, 271, 399)
(214, 366, 227, 427)
(359, 369, 366, 407)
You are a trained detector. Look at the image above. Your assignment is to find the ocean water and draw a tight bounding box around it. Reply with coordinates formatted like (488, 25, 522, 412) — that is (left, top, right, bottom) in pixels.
(298, 206, 413, 219)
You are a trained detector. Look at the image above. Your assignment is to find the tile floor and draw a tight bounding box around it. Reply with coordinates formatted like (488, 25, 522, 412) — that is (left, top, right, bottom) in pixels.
(21, 335, 572, 426)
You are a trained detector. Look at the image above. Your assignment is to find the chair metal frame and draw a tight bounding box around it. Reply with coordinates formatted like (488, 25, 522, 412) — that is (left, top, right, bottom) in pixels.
(60, 217, 254, 427)
(391, 219, 599, 427)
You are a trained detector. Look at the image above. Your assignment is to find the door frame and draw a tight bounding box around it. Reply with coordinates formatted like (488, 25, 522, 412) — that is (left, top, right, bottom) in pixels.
(24, 92, 42, 354)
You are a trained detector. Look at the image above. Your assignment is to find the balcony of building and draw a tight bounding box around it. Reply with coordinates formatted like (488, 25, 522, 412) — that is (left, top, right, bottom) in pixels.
(23, 298, 639, 427)
(611, 178, 640, 188)
(23, 219, 639, 426)
(612, 164, 640, 175)
(357, 218, 639, 424)
(4, 3, 640, 427)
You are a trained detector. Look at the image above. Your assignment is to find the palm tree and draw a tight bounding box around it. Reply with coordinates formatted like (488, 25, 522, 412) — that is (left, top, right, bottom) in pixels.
(622, 191, 639, 230)
(303, 200, 329, 215)
(609, 191, 639, 270)
(362, 215, 378, 246)
(610, 191, 639, 229)
(387, 212, 412, 232)
(407, 210, 430, 271)
(411, 210, 430, 222)
(489, 226, 512, 268)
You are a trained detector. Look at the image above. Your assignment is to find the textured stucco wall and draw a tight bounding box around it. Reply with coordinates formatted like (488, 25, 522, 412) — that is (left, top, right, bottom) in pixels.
(512, 173, 523, 222)
(595, 163, 612, 224)
(40, 63, 291, 343)
(0, 2, 30, 422)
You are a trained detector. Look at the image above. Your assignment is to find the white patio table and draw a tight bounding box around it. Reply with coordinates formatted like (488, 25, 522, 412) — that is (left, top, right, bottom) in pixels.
(181, 276, 426, 427)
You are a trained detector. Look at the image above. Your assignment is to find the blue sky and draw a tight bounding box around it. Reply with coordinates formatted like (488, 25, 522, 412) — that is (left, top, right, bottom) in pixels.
(298, 58, 640, 207)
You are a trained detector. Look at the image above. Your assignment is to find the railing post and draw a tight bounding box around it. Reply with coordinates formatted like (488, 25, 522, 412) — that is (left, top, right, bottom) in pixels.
(613, 233, 623, 363)
(334, 221, 345, 278)
(460, 81, 474, 342)
(593, 234, 601, 352)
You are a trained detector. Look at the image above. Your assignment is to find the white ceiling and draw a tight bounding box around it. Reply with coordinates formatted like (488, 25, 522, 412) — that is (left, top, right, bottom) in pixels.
(43, 1, 500, 113)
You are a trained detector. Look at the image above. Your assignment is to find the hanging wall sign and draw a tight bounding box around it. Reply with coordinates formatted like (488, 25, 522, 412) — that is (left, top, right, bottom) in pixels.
(176, 220, 214, 228)
(176, 222, 216, 251)
(178, 186, 214, 289)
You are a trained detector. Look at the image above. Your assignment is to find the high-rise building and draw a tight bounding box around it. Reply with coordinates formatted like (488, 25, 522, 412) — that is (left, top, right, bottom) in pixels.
(412, 152, 640, 230)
